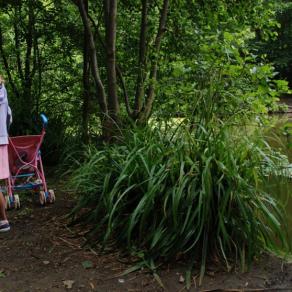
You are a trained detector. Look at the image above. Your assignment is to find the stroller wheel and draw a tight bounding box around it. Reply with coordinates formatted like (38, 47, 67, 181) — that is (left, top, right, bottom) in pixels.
(39, 191, 46, 206)
(48, 190, 56, 203)
(4, 195, 11, 210)
(14, 194, 21, 209)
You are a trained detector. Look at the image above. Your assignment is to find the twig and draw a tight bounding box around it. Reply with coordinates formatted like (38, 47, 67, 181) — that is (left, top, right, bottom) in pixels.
(57, 237, 81, 249)
(30, 254, 41, 260)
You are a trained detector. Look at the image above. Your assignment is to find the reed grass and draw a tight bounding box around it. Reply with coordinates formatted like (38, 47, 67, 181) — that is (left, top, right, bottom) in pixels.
(69, 121, 290, 282)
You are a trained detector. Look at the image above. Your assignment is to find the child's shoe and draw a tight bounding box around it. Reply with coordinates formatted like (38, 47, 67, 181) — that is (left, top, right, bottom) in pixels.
(0, 220, 10, 232)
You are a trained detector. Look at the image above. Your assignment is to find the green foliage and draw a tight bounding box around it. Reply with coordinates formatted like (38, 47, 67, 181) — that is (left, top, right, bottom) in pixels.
(258, 1, 292, 85)
(158, 17, 289, 118)
(0, 0, 288, 159)
(0, 0, 88, 160)
(69, 121, 290, 279)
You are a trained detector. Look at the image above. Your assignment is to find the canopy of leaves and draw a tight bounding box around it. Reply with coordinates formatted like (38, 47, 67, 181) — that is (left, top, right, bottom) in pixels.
(0, 0, 289, 152)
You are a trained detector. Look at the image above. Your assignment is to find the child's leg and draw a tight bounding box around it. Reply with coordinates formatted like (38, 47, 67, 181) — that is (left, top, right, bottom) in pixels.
(0, 191, 7, 221)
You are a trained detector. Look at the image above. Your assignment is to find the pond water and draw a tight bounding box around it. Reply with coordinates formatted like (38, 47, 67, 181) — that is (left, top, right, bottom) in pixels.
(266, 115, 292, 249)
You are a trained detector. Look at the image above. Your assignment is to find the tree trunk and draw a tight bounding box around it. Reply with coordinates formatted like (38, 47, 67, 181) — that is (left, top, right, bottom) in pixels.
(88, 14, 131, 117)
(36, 38, 42, 118)
(105, 0, 119, 121)
(24, 0, 33, 100)
(82, 0, 91, 144)
(103, 0, 121, 140)
(22, 0, 36, 131)
(77, 0, 113, 140)
(134, 0, 148, 118)
(77, 0, 108, 116)
(14, 4, 24, 83)
(138, 0, 169, 124)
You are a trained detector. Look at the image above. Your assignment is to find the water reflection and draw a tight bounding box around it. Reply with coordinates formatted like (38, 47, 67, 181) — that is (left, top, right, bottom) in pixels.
(265, 116, 292, 246)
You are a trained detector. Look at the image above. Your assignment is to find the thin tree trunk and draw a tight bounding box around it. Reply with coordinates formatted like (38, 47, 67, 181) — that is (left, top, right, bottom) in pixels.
(104, 0, 119, 121)
(32, 0, 43, 118)
(88, 14, 131, 117)
(82, 0, 90, 144)
(36, 39, 42, 117)
(116, 65, 131, 117)
(14, 4, 24, 82)
(134, 0, 148, 118)
(139, 0, 169, 123)
(24, 0, 34, 104)
(21, 0, 36, 130)
(77, 0, 108, 116)
(24, 1, 33, 88)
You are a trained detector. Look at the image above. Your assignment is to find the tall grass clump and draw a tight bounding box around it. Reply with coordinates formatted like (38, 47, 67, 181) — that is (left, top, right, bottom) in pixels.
(69, 120, 289, 282)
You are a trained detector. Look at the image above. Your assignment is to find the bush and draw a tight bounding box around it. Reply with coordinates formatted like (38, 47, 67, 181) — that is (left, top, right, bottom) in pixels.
(69, 121, 289, 283)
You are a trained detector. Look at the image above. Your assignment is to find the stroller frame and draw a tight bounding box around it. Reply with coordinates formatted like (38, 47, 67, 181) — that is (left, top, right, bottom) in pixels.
(5, 114, 55, 209)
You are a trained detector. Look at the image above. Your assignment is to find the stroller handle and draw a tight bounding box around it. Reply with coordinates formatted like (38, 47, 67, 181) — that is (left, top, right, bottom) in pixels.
(40, 114, 48, 127)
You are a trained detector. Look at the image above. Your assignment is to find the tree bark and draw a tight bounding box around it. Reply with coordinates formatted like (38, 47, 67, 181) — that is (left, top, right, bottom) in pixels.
(24, 0, 34, 98)
(82, 0, 90, 144)
(36, 38, 42, 117)
(134, 0, 148, 118)
(77, 0, 108, 116)
(104, 0, 119, 121)
(139, 0, 169, 123)
(88, 14, 131, 117)
(22, 0, 35, 130)
(14, 4, 24, 82)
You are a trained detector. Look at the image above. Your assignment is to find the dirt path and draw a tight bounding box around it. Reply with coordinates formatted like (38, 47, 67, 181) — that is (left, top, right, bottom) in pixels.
(0, 189, 292, 292)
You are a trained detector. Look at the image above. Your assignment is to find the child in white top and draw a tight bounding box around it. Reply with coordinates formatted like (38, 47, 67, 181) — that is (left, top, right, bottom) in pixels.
(0, 75, 12, 232)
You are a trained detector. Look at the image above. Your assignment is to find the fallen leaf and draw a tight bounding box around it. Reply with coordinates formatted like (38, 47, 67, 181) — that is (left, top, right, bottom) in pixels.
(82, 260, 94, 269)
(43, 260, 50, 265)
(63, 280, 75, 289)
(179, 275, 185, 283)
(63, 257, 71, 263)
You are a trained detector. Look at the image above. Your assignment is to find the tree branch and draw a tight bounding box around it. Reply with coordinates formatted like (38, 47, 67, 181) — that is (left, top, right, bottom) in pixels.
(76, 0, 108, 115)
(141, 0, 169, 122)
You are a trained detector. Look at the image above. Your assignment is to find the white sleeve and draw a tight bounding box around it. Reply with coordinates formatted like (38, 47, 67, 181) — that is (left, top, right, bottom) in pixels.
(8, 106, 12, 125)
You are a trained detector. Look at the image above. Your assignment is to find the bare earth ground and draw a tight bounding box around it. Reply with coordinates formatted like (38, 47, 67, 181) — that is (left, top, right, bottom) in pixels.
(0, 184, 292, 292)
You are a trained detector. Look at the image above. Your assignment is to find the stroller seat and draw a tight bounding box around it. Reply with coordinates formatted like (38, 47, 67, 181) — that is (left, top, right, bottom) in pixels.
(9, 135, 42, 175)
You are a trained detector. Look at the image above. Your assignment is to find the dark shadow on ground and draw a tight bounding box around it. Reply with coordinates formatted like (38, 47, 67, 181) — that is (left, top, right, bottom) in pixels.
(0, 175, 291, 291)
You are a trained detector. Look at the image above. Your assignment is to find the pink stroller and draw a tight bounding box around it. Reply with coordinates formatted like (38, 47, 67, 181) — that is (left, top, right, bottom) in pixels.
(5, 114, 55, 209)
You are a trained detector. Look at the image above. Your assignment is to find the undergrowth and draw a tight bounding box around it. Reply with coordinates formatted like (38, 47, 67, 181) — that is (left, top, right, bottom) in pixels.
(68, 121, 290, 285)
